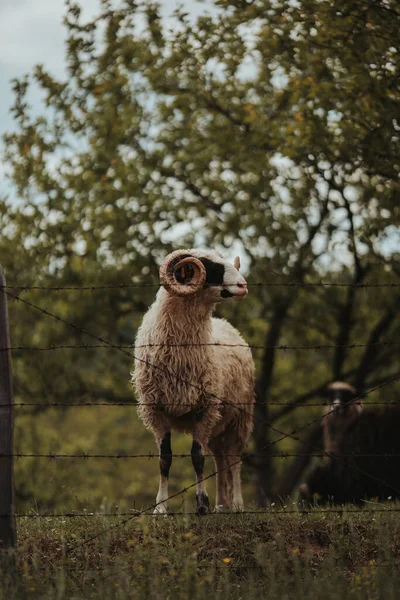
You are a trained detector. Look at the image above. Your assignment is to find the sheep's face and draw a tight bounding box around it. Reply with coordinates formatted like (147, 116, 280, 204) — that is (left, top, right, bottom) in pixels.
(160, 249, 248, 303)
(327, 382, 356, 416)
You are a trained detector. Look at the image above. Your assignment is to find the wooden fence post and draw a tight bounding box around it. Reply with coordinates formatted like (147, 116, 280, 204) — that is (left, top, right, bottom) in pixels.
(0, 265, 16, 549)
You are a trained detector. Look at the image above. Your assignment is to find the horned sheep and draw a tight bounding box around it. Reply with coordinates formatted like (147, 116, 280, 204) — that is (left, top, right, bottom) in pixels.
(132, 249, 255, 515)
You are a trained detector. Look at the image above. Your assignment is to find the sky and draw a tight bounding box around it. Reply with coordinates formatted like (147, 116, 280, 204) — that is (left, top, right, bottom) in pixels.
(0, 0, 210, 139)
(0, 0, 215, 210)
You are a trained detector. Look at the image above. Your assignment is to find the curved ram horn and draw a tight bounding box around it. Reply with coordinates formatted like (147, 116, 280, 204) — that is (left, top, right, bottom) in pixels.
(160, 255, 206, 296)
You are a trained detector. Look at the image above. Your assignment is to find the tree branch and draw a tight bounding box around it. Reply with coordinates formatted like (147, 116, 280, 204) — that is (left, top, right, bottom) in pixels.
(315, 167, 369, 377)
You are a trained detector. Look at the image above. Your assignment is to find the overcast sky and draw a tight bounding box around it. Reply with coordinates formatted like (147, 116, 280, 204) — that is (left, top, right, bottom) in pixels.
(0, 0, 210, 139)
(0, 0, 215, 205)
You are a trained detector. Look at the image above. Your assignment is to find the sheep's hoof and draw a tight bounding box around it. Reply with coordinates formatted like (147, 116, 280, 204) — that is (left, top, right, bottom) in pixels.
(214, 504, 225, 513)
(232, 502, 244, 513)
(196, 493, 209, 516)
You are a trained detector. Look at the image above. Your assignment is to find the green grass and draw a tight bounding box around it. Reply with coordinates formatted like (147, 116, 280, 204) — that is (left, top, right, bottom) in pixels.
(2, 507, 400, 599)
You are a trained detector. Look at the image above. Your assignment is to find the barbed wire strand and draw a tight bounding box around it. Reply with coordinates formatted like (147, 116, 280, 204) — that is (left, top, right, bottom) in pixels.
(5, 507, 400, 518)
(4, 451, 400, 459)
(2, 281, 400, 291)
(2, 340, 399, 353)
(33, 562, 400, 574)
(51, 561, 400, 574)
(3, 399, 400, 408)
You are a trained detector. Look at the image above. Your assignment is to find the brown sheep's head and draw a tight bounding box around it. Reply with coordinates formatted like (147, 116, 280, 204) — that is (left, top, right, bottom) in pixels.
(326, 381, 358, 416)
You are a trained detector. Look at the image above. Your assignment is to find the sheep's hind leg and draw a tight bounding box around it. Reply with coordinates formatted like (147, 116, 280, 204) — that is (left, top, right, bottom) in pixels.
(154, 432, 172, 515)
(231, 459, 244, 512)
(213, 454, 232, 512)
(191, 440, 209, 516)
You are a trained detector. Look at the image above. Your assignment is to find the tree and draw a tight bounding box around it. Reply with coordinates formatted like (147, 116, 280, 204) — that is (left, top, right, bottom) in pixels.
(1, 0, 399, 508)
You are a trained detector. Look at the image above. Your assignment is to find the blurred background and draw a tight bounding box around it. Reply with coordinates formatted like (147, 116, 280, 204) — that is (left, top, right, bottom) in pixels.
(0, 0, 399, 514)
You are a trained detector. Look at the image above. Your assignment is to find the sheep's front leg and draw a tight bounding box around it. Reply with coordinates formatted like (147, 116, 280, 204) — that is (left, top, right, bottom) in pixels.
(191, 439, 209, 515)
(154, 432, 172, 515)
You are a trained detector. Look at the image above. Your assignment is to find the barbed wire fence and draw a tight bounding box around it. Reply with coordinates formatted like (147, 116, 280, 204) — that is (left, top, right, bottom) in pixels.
(0, 275, 400, 551)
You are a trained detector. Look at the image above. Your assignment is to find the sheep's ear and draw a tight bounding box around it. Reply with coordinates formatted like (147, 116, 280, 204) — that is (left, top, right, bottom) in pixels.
(234, 256, 240, 271)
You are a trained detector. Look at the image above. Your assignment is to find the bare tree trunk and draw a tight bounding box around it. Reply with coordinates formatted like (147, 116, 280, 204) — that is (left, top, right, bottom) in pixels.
(252, 193, 331, 505)
(253, 303, 291, 506)
(332, 261, 366, 379)
(0, 267, 16, 551)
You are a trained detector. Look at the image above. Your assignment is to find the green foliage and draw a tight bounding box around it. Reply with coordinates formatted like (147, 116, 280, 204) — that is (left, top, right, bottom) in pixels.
(1, 0, 399, 509)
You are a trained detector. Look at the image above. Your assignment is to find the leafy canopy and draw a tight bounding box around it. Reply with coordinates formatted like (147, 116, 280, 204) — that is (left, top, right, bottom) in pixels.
(1, 0, 399, 506)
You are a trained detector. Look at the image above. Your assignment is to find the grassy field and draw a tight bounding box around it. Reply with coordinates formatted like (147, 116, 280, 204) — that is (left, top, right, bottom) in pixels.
(1, 507, 400, 599)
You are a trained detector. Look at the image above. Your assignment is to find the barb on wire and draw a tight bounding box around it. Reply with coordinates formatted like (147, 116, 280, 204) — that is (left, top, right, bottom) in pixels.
(1, 281, 400, 291)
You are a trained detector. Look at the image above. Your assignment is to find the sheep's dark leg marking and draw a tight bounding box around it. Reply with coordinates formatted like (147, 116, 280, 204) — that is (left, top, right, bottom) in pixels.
(191, 440, 205, 479)
(154, 432, 172, 515)
(191, 440, 209, 516)
(160, 432, 172, 478)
